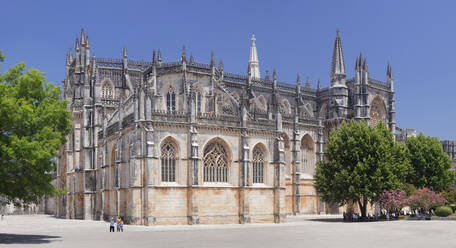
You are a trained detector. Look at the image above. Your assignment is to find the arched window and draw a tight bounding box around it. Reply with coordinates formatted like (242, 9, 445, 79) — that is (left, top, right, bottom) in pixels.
(161, 141, 177, 182)
(203, 140, 229, 182)
(252, 146, 265, 184)
(301, 135, 314, 176)
(102, 81, 114, 99)
(166, 91, 176, 113)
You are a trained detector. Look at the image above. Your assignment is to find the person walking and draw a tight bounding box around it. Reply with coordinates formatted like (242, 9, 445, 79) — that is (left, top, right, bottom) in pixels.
(116, 217, 121, 232)
(109, 217, 115, 232)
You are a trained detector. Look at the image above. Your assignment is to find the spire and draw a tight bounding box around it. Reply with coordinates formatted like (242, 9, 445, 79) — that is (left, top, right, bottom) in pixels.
(80, 26, 86, 46)
(75, 37, 80, 51)
(330, 29, 346, 83)
(296, 73, 300, 86)
(355, 56, 359, 71)
(157, 48, 162, 64)
(189, 53, 194, 65)
(296, 73, 301, 94)
(181, 45, 186, 62)
(272, 69, 277, 90)
(317, 79, 321, 91)
(248, 34, 260, 79)
(210, 51, 215, 68)
(123, 45, 128, 58)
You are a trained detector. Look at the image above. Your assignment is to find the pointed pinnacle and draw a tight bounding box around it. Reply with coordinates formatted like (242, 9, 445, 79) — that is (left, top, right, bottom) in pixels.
(305, 77, 310, 88)
(189, 53, 194, 64)
(317, 79, 321, 90)
(296, 73, 300, 85)
(152, 49, 156, 64)
(80, 26, 86, 45)
(157, 48, 162, 62)
(181, 45, 186, 62)
(75, 38, 80, 51)
(123, 45, 128, 58)
(210, 51, 215, 67)
(86, 35, 90, 48)
(219, 59, 224, 70)
(273, 69, 277, 81)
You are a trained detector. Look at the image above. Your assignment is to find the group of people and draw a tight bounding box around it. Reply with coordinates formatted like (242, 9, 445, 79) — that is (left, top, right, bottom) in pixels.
(109, 216, 124, 232)
(343, 212, 378, 222)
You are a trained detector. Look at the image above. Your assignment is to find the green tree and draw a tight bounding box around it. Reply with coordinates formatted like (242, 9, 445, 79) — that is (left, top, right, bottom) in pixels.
(406, 133, 455, 192)
(0, 50, 71, 207)
(314, 120, 410, 219)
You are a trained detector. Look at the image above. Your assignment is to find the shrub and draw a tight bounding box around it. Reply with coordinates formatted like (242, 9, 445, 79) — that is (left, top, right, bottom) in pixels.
(435, 206, 452, 217)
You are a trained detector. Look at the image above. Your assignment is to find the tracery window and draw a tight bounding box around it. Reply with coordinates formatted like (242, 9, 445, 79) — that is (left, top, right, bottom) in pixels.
(203, 141, 228, 182)
(161, 141, 176, 182)
(252, 146, 265, 184)
(102, 81, 113, 99)
(166, 91, 176, 113)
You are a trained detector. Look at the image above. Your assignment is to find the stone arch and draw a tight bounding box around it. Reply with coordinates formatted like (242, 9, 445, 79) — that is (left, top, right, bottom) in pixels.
(101, 79, 114, 99)
(301, 134, 315, 177)
(202, 137, 232, 182)
(370, 96, 387, 127)
(160, 136, 180, 183)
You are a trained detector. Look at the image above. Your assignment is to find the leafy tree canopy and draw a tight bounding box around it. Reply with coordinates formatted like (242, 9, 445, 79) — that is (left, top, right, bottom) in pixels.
(0, 50, 71, 207)
(314, 120, 410, 219)
(406, 133, 455, 192)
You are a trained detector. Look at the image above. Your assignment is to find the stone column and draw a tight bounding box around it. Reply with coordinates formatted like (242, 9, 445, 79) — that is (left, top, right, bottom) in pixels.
(239, 129, 250, 223)
(187, 125, 199, 224)
(274, 132, 286, 223)
(291, 128, 300, 215)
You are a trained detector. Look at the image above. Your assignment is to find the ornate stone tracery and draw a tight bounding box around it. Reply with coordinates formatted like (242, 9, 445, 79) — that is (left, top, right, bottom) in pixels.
(203, 141, 229, 182)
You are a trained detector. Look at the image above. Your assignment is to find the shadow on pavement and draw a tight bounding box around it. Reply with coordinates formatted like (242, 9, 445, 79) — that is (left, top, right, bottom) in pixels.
(0, 233, 61, 244)
(306, 218, 344, 223)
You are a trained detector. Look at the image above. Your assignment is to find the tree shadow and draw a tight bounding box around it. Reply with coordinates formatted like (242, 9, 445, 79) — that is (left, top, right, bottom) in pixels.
(0, 233, 61, 244)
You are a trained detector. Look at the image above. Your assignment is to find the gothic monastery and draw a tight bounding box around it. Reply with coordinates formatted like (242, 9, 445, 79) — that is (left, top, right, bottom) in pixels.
(55, 28, 396, 225)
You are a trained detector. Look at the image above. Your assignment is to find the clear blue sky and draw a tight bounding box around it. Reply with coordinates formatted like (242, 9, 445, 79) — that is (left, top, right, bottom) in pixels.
(1, 0, 455, 139)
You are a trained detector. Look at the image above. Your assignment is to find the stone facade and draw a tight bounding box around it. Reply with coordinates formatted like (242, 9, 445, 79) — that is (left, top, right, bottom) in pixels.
(442, 140, 456, 171)
(55, 28, 396, 225)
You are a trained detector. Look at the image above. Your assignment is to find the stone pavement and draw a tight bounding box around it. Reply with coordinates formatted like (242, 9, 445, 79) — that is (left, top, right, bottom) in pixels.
(1, 215, 456, 247)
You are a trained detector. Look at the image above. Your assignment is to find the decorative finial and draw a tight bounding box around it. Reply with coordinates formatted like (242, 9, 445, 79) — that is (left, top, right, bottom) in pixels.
(157, 48, 162, 63)
(336, 28, 340, 37)
(181, 45, 186, 62)
(317, 79, 321, 90)
(296, 73, 300, 85)
(251, 34, 256, 43)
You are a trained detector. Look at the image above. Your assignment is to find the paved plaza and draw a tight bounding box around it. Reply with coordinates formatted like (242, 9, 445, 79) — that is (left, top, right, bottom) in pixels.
(1, 215, 456, 247)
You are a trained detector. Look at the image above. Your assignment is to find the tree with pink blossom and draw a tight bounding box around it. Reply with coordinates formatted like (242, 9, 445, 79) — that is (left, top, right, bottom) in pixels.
(379, 190, 407, 215)
(406, 188, 446, 214)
